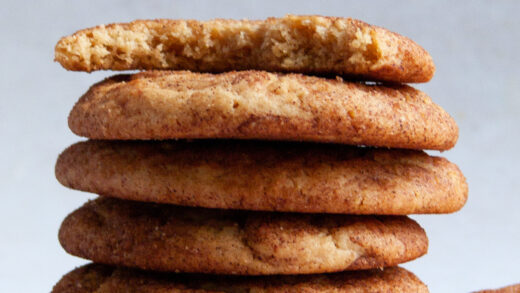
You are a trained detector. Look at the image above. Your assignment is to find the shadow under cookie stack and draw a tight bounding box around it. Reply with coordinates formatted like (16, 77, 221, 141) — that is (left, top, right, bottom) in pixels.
(52, 15, 468, 292)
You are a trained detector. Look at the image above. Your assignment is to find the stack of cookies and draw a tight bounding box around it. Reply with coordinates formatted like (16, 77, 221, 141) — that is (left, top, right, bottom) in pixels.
(52, 15, 468, 292)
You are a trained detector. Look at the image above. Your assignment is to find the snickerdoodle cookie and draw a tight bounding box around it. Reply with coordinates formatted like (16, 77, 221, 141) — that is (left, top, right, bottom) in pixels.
(67, 71, 457, 150)
(52, 263, 429, 293)
(59, 198, 428, 275)
(56, 140, 467, 214)
(55, 15, 434, 83)
(474, 284, 520, 293)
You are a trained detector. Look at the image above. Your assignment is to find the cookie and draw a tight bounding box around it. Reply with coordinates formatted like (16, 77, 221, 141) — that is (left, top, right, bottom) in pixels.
(52, 263, 429, 293)
(56, 140, 468, 214)
(474, 284, 520, 293)
(68, 71, 458, 150)
(59, 197, 428, 275)
(55, 15, 434, 83)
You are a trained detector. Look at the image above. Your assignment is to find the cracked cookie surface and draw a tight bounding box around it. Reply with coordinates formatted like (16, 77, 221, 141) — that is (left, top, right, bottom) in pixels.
(52, 263, 429, 293)
(67, 71, 458, 150)
(58, 197, 428, 275)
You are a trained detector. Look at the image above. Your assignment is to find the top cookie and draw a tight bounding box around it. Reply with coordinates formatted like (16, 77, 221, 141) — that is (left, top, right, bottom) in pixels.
(55, 15, 434, 82)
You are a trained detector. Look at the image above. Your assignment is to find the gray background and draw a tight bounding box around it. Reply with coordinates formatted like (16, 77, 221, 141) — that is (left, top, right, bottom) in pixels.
(1, 0, 519, 292)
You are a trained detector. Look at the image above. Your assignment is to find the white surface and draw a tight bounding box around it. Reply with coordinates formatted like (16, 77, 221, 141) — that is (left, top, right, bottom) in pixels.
(1, 1, 519, 292)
